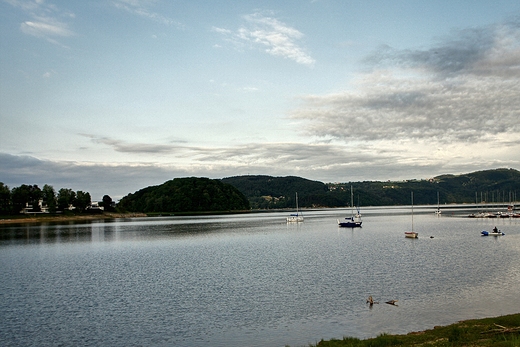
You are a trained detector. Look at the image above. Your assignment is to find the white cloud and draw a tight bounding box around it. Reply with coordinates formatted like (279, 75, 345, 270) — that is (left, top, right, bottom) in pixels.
(213, 11, 315, 66)
(5, 0, 75, 43)
(112, 0, 184, 28)
(21, 19, 73, 37)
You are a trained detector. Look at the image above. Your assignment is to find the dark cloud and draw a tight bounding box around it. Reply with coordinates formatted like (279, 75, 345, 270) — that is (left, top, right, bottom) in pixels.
(291, 17, 520, 144)
(0, 153, 186, 200)
(364, 18, 520, 77)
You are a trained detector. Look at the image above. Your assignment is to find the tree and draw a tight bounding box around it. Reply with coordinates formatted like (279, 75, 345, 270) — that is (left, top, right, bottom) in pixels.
(74, 191, 91, 212)
(42, 184, 57, 214)
(0, 182, 11, 214)
(101, 195, 114, 211)
(11, 184, 42, 213)
(57, 188, 75, 211)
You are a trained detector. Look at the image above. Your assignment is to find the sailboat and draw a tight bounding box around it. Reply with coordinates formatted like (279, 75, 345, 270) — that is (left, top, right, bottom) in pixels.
(286, 192, 304, 222)
(405, 192, 418, 238)
(338, 186, 362, 228)
(434, 191, 442, 215)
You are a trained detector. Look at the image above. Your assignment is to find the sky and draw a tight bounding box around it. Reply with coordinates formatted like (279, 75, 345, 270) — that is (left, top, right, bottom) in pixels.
(1, 0, 520, 200)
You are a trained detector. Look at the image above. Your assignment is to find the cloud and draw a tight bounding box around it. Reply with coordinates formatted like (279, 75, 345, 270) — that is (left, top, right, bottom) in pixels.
(5, 0, 75, 43)
(291, 17, 520, 145)
(88, 136, 184, 154)
(0, 153, 185, 200)
(112, 0, 184, 28)
(365, 16, 520, 78)
(2, 134, 518, 200)
(20, 18, 74, 38)
(213, 11, 315, 66)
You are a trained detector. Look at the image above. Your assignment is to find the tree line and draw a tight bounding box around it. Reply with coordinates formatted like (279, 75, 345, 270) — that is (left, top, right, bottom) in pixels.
(117, 177, 250, 213)
(223, 168, 520, 209)
(0, 182, 113, 215)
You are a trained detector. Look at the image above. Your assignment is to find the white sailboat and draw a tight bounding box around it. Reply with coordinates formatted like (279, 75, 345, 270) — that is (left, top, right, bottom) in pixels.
(286, 192, 304, 222)
(405, 191, 418, 238)
(338, 185, 362, 228)
(435, 191, 442, 215)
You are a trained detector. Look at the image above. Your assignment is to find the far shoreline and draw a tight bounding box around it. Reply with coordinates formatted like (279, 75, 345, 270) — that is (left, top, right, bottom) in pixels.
(0, 210, 259, 225)
(0, 212, 148, 225)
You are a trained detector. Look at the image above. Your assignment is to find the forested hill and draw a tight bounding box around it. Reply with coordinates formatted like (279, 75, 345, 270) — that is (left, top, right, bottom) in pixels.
(117, 177, 250, 213)
(221, 175, 336, 209)
(222, 168, 520, 209)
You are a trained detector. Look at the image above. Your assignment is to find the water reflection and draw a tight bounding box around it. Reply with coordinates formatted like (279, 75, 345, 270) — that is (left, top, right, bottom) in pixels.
(1, 207, 519, 347)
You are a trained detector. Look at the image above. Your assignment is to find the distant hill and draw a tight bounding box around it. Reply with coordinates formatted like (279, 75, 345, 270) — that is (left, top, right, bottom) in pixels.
(117, 177, 250, 213)
(222, 168, 520, 208)
(221, 175, 338, 209)
(116, 169, 520, 213)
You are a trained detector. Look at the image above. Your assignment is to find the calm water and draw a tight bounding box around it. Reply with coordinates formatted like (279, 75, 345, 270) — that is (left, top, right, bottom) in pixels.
(1, 207, 520, 347)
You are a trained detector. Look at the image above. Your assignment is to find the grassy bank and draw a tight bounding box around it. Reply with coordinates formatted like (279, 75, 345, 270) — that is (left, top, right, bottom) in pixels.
(0, 212, 147, 225)
(313, 313, 520, 347)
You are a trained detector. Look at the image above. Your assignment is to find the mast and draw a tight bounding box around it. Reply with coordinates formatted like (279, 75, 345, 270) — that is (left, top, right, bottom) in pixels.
(411, 191, 414, 232)
(350, 185, 354, 217)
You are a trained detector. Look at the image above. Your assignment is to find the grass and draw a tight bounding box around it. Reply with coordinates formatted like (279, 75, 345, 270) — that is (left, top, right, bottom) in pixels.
(311, 313, 520, 347)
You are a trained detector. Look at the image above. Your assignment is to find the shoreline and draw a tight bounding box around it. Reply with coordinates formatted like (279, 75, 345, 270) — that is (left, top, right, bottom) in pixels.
(0, 212, 147, 225)
(315, 312, 520, 346)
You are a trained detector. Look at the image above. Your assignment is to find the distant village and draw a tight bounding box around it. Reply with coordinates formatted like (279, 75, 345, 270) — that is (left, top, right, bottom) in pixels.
(0, 183, 115, 215)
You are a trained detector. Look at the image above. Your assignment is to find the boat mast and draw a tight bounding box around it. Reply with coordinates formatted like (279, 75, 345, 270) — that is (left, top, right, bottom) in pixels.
(411, 191, 414, 232)
(350, 185, 354, 217)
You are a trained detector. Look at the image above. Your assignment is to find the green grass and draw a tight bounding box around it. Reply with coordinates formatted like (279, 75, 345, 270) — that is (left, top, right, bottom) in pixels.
(312, 313, 520, 347)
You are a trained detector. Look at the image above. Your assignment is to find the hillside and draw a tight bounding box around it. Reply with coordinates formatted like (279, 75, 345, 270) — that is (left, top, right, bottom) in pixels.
(117, 177, 250, 213)
(221, 175, 337, 209)
(222, 168, 520, 208)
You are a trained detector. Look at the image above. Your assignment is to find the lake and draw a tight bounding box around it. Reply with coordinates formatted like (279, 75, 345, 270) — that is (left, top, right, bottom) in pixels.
(1, 206, 519, 347)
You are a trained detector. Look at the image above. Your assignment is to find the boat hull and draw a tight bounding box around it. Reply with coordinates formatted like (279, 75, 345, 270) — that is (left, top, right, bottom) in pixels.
(404, 231, 418, 238)
(481, 230, 505, 236)
(287, 215, 304, 223)
(338, 221, 362, 228)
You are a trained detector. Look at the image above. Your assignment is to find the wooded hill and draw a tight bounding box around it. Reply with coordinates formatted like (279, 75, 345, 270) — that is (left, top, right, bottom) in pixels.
(222, 168, 520, 209)
(117, 177, 250, 213)
(115, 169, 520, 213)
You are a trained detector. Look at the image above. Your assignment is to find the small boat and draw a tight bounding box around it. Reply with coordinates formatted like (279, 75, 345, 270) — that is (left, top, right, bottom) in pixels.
(405, 192, 418, 238)
(338, 186, 362, 228)
(286, 192, 304, 223)
(405, 231, 418, 238)
(338, 216, 362, 228)
(434, 191, 441, 215)
(481, 228, 505, 236)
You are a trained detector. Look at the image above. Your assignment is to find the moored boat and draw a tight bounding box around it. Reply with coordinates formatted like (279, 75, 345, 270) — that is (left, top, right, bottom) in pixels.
(338, 186, 362, 228)
(338, 216, 362, 228)
(405, 231, 419, 238)
(405, 191, 418, 238)
(286, 192, 304, 223)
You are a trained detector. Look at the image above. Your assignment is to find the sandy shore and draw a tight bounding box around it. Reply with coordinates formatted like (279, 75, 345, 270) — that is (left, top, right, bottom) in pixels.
(0, 212, 147, 225)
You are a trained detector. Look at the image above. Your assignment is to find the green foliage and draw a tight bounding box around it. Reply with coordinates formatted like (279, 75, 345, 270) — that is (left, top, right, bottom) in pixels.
(223, 168, 520, 208)
(0, 182, 11, 214)
(117, 177, 250, 213)
(42, 184, 57, 214)
(74, 191, 91, 212)
(57, 188, 76, 211)
(314, 313, 520, 347)
(221, 175, 331, 209)
(101, 195, 115, 211)
(11, 184, 42, 213)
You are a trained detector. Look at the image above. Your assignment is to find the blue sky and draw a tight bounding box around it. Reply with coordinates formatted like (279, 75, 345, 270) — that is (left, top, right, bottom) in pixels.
(1, 0, 520, 200)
